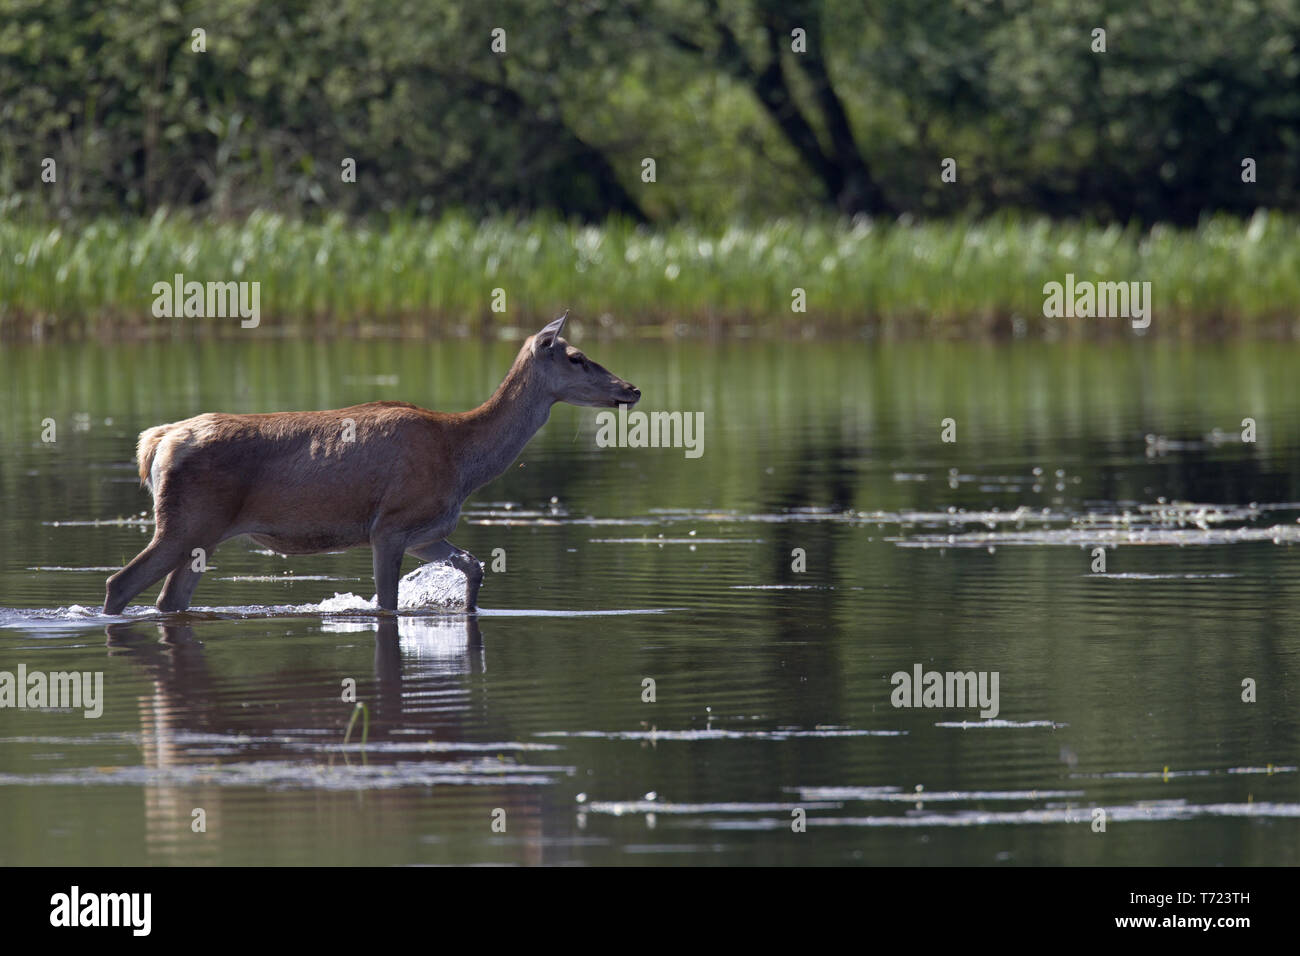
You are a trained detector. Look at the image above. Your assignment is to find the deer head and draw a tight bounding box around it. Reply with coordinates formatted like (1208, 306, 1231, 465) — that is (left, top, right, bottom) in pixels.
(527, 311, 640, 408)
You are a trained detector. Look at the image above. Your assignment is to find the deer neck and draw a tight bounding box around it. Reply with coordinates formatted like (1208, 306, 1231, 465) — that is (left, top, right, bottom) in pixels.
(456, 353, 554, 496)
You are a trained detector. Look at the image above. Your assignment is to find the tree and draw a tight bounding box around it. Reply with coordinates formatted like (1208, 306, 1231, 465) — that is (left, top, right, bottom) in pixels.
(631, 0, 896, 216)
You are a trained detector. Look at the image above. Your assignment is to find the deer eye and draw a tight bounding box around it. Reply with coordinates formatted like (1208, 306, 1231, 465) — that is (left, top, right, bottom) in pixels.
(569, 354, 583, 364)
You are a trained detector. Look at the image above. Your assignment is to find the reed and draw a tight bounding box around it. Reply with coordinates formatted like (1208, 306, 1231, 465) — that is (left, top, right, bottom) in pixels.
(2, 210, 1297, 337)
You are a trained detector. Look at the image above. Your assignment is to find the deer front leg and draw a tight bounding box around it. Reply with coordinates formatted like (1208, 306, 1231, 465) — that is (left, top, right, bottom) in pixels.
(408, 540, 484, 611)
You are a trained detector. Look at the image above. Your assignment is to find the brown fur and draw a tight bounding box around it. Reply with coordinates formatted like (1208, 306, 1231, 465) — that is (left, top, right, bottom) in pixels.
(103, 315, 639, 615)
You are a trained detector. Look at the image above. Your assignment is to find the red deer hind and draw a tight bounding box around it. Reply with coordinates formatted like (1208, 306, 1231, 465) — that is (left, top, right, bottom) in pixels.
(103, 313, 639, 614)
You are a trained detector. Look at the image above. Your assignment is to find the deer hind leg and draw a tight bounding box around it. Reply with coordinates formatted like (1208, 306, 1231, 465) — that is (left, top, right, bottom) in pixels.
(104, 535, 189, 614)
(408, 539, 484, 611)
(106, 471, 234, 614)
(156, 541, 217, 612)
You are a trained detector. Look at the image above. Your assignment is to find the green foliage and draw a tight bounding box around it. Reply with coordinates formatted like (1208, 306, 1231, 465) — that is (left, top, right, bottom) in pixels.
(2, 210, 1297, 334)
(2, 0, 1296, 223)
(0, 0, 650, 219)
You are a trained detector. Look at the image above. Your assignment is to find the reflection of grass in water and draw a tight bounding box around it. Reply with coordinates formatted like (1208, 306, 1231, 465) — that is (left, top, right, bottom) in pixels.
(3, 210, 1298, 335)
(343, 702, 370, 766)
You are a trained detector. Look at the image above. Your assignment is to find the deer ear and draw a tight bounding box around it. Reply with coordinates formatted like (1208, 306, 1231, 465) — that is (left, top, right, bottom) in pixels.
(533, 310, 568, 352)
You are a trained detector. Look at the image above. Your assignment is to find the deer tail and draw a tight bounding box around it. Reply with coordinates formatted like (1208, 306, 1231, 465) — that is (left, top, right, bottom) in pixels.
(136, 424, 173, 495)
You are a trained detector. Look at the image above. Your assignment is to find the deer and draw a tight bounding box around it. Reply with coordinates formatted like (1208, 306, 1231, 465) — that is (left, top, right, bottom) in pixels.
(102, 312, 639, 616)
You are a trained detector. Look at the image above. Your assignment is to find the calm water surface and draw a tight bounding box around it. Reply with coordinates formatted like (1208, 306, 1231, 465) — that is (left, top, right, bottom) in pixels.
(0, 338, 1297, 865)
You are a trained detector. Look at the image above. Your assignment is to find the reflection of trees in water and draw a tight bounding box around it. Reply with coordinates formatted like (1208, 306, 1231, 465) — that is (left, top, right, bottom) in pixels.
(105, 616, 549, 864)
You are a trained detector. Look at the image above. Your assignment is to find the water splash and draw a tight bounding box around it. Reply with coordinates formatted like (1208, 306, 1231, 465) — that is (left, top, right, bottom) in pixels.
(311, 561, 468, 611)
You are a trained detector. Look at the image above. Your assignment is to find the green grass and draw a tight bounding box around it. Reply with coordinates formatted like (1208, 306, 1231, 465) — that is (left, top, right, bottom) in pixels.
(2, 209, 1298, 337)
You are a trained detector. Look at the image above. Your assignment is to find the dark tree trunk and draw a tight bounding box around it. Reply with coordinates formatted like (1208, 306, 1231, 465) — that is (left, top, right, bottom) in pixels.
(430, 70, 649, 223)
(792, 23, 894, 216)
(694, 1, 895, 217)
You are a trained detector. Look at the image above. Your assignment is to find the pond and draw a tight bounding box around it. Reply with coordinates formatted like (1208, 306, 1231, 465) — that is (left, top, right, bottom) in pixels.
(0, 336, 1297, 864)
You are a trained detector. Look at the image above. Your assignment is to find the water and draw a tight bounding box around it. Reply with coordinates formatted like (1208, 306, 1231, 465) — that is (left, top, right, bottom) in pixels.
(1, 338, 1297, 865)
